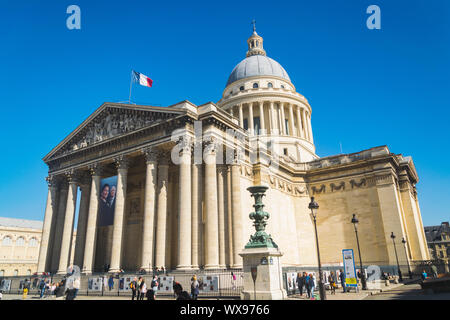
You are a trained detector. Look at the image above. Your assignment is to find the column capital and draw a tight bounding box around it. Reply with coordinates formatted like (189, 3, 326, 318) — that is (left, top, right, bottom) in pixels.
(46, 175, 62, 188)
(113, 155, 130, 170)
(176, 136, 193, 156)
(64, 170, 81, 185)
(203, 137, 218, 156)
(88, 162, 105, 177)
(142, 147, 159, 163)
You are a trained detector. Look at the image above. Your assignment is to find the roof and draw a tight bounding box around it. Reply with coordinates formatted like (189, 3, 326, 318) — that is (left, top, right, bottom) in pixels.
(226, 55, 291, 87)
(424, 222, 450, 242)
(0, 217, 43, 230)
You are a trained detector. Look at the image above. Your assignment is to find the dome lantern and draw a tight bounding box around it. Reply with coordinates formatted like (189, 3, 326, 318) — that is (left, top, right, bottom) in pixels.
(246, 20, 266, 57)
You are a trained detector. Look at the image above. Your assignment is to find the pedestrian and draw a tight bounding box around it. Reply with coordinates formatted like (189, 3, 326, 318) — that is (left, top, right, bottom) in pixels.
(173, 282, 191, 300)
(309, 273, 316, 299)
(231, 272, 237, 290)
(108, 275, 114, 291)
(296, 272, 305, 296)
(55, 282, 65, 300)
(0, 290, 2, 300)
(139, 279, 147, 300)
(305, 273, 311, 298)
(191, 275, 199, 300)
(130, 277, 138, 300)
(421, 269, 427, 282)
(39, 278, 46, 299)
(431, 265, 438, 278)
(328, 271, 336, 295)
(137, 277, 143, 300)
(151, 275, 159, 299)
(22, 279, 30, 300)
(339, 269, 346, 293)
(73, 277, 80, 299)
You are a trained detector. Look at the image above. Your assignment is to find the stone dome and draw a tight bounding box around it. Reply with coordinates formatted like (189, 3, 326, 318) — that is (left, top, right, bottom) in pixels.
(226, 55, 291, 87)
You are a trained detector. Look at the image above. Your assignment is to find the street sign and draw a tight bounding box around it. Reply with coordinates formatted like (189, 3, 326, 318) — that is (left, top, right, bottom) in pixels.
(342, 249, 358, 287)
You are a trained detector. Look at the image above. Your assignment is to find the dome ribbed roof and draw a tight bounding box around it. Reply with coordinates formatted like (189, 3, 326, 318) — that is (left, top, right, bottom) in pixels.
(226, 55, 291, 87)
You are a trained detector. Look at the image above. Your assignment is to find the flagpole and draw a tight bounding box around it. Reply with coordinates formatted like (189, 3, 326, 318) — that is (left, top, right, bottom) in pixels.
(128, 70, 133, 104)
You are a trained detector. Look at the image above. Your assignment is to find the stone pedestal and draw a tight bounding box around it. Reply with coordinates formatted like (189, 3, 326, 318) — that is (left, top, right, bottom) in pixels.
(239, 247, 287, 300)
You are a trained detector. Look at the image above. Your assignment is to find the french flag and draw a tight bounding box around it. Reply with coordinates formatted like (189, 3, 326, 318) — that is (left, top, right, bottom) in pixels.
(132, 70, 153, 87)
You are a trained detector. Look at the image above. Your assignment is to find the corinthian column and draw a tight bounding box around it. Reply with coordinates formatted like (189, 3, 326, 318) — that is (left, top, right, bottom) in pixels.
(73, 176, 91, 269)
(217, 165, 226, 268)
(239, 104, 244, 128)
(269, 101, 275, 134)
(204, 139, 219, 269)
(248, 103, 254, 135)
(300, 108, 307, 139)
(231, 151, 243, 268)
(109, 156, 130, 273)
(177, 137, 192, 270)
(258, 101, 265, 134)
(280, 103, 286, 135)
(51, 182, 68, 273)
(191, 160, 202, 269)
(288, 103, 295, 137)
(155, 154, 169, 269)
(57, 172, 79, 274)
(296, 105, 303, 138)
(37, 176, 59, 274)
(82, 164, 103, 274)
(140, 148, 158, 271)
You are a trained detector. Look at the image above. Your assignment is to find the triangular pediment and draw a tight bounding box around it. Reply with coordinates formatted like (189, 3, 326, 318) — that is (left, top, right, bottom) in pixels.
(43, 102, 191, 162)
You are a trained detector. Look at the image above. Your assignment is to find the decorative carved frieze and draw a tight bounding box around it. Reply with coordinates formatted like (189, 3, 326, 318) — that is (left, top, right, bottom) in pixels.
(294, 185, 307, 195)
(349, 179, 366, 189)
(330, 181, 345, 192)
(312, 184, 326, 195)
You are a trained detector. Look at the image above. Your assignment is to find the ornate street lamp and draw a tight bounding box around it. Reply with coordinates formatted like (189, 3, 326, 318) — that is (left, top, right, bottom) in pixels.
(351, 214, 367, 290)
(401, 237, 413, 279)
(309, 197, 326, 300)
(390, 232, 403, 281)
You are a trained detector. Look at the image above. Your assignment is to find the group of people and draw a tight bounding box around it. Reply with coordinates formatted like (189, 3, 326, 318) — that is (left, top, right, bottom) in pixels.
(295, 269, 348, 299)
(129, 276, 159, 300)
(18, 276, 80, 300)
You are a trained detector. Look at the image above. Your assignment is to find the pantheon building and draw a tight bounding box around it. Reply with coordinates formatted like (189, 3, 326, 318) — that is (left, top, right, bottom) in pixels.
(37, 29, 430, 275)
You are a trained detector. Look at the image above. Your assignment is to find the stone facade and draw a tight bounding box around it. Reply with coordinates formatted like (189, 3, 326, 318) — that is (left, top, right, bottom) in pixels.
(37, 29, 430, 275)
(0, 217, 75, 276)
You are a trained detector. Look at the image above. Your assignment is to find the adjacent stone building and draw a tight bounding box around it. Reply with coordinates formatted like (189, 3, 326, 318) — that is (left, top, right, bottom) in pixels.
(0, 217, 76, 276)
(425, 222, 450, 264)
(37, 28, 430, 275)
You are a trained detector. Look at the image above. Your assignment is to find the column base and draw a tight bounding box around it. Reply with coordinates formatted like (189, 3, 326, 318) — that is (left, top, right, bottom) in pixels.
(82, 269, 92, 275)
(108, 268, 121, 273)
(139, 266, 153, 272)
(204, 264, 220, 270)
(176, 265, 193, 271)
(231, 264, 243, 269)
(56, 270, 67, 275)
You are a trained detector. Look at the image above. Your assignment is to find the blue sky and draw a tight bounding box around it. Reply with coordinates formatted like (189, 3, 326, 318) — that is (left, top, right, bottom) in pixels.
(0, 0, 448, 226)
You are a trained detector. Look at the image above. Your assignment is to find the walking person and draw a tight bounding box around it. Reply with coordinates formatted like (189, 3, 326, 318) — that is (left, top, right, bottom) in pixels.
(191, 275, 199, 300)
(136, 277, 143, 300)
(309, 273, 316, 300)
(151, 275, 159, 299)
(22, 279, 30, 300)
(328, 271, 336, 295)
(108, 275, 114, 291)
(130, 277, 138, 300)
(139, 279, 147, 300)
(231, 272, 237, 290)
(305, 273, 311, 298)
(39, 278, 46, 299)
(339, 269, 346, 293)
(73, 277, 80, 299)
(421, 269, 427, 282)
(431, 264, 438, 278)
(296, 272, 305, 296)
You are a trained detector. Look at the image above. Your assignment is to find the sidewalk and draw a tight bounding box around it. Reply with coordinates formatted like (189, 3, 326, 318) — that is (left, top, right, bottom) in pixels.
(286, 281, 406, 301)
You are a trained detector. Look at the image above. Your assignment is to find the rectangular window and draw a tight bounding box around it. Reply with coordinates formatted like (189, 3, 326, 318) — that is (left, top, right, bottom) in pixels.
(243, 118, 248, 131)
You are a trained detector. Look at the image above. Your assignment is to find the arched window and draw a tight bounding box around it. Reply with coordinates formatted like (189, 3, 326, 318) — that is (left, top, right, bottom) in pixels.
(253, 83, 259, 88)
(0, 270, 4, 277)
(27, 269, 31, 275)
(240, 86, 244, 91)
(2, 236, 12, 246)
(268, 82, 273, 88)
(29, 238, 38, 247)
(13, 270, 18, 276)
(281, 85, 285, 89)
(16, 237, 25, 246)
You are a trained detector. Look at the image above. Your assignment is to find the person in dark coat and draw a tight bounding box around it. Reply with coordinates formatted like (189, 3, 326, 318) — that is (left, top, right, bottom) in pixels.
(173, 282, 191, 300)
(296, 272, 306, 296)
(339, 269, 346, 293)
